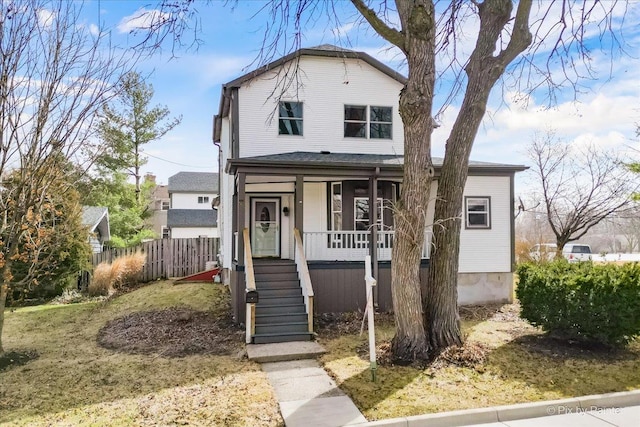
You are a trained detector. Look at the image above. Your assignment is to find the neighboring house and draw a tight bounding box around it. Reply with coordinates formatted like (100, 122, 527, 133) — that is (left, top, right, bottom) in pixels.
(213, 45, 526, 344)
(145, 173, 170, 238)
(81, 206, 110, 253)
(167, 171, 219, 238)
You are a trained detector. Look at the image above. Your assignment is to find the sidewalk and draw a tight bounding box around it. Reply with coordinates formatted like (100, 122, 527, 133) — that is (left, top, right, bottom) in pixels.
(358, 390, 640, 427)
(464, 405, 640, 426)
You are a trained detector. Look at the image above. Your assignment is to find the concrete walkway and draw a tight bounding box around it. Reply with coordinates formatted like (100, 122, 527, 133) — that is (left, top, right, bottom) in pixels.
(247, 341, 367, 427)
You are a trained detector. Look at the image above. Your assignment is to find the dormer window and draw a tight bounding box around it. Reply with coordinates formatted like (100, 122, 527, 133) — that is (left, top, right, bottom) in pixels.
(279, 101, 303, 135)
(344, 105, 392, 139)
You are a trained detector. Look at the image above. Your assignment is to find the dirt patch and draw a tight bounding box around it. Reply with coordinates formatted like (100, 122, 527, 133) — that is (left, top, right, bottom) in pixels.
(316, 311, 395, 339)
(459, 302, 521, 323)
(97, 307, 244, 357)
(0, 350, 39, 372)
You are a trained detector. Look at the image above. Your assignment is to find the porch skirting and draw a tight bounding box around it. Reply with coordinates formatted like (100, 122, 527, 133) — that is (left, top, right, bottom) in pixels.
(228, 262, 513, 324)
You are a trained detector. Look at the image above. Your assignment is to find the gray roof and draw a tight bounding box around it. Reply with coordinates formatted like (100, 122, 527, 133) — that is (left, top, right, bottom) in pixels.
(168, 172, 219, 193)
(227, 151, 527, 173)
(81, 206, 108, 230)
(81, 206, 110, 241)
(167, 209, 218, 228)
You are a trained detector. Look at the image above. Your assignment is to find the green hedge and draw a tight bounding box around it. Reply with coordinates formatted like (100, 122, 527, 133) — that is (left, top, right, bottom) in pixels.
(516, 261, 640, 346)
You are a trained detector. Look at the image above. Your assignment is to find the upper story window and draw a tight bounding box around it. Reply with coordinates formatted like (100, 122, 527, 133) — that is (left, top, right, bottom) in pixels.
(465, 196, 491, 229)
(161, 201, 170, 210)
(279, 101, 303, 135)
(198, 196, 210, 204)
(344, 105, 392, 139)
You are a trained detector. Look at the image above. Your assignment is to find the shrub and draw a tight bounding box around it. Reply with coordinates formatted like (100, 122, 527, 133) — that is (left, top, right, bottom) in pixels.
(87, 253, 146, 296)
(112, 252, 146, 289)
(88, 263, 113, 296)
(516, 261, 640, 346)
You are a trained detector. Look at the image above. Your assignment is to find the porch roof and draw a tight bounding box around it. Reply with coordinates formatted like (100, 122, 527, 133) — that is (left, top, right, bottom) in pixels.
(226, 151, 528, 177)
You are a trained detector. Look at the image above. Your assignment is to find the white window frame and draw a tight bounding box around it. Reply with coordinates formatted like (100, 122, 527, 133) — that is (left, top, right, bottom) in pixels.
(278, 101, 303, 136)
(161, 200, 170, 210)
(330, 182, 342, 231)
(465, 196, 491, 229)
(344, 105, 392, 139)
(161, 226, 170, 239)
(354, 197, 384, 231)
(369, 106, 392, 139)
(198, 196, 210, 204)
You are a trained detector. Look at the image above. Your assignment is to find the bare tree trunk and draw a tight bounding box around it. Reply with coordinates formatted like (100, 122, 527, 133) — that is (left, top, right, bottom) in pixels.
(389, 1, 437, 363)
(0, 283, 6, 355)
(426, 0, 532, 352)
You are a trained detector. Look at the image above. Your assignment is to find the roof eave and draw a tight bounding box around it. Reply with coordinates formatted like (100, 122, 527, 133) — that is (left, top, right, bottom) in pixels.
(227, 159, 528, 175)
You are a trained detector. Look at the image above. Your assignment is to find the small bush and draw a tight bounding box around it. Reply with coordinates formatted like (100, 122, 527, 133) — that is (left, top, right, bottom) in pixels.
(87, 253, 146, 296)
(517, 261, 640, 346)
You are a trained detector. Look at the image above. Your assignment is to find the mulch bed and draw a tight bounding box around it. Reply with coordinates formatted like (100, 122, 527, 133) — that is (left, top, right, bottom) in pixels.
(97, 307, 244, 358)
(0, 350, 39, 372)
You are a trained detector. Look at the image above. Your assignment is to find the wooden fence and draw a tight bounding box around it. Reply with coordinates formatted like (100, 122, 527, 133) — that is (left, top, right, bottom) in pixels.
(91, 238, 220, 282)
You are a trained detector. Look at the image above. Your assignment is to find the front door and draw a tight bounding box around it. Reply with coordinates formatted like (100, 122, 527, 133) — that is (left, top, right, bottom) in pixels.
(251, 198, 280, 257)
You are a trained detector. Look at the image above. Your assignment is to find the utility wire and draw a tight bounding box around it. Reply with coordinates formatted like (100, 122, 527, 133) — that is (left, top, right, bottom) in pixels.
(141, 150, 214, 169)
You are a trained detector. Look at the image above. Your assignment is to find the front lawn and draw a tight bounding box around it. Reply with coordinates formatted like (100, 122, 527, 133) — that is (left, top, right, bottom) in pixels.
(0, 281, 282, 426)
(318, 304, 640, 421)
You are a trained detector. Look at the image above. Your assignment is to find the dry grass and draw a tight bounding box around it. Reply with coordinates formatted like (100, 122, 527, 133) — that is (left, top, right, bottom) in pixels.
(0, 281, 282, 426)
(88, 262, 113, 296)
(318, 305, 640, 421)
(88, 253, 147, 296)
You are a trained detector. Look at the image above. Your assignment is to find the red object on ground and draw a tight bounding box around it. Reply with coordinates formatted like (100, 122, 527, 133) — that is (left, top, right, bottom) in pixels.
(174, 268, 220, 283)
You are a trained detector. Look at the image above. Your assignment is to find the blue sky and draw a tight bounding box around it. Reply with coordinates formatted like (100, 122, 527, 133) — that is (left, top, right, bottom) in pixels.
(86, 1, 640, 191)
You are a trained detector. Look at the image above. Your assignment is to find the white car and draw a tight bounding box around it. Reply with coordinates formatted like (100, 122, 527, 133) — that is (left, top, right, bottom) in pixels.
(529, 243, 592, 262)
(562, 244, 592, 262)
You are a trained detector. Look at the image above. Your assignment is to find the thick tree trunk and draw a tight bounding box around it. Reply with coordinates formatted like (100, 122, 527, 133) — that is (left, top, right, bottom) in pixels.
(426, 0, 532, 353)
(389, 1, 437, 363)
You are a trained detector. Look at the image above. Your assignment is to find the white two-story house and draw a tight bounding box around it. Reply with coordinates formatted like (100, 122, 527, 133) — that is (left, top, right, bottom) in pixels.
(214, 45, 525, 344)
(167, 171, 219, 238)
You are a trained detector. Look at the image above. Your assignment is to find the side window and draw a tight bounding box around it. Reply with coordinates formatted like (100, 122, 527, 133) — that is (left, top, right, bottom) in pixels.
(331, 182, 342, 231)
(465, 196, 491, 229)
(369, 106, 392, 139)
(344, 105, 367, 138)
(198, 196, 210, 204)
(162, 227, 170, 239)
(279, 101, 303, 135)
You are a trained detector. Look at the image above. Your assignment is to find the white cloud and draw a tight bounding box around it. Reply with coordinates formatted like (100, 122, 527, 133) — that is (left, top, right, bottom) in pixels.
(117, 8, 169, 33)
(89, 23, 99, 36)
(37, 8, 55, 28)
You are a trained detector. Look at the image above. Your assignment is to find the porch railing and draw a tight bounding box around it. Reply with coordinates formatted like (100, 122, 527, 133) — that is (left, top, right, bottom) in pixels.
(243, 228, 256, 344)
(303, 230, 432, 261)
(293, 229, 314, 333)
